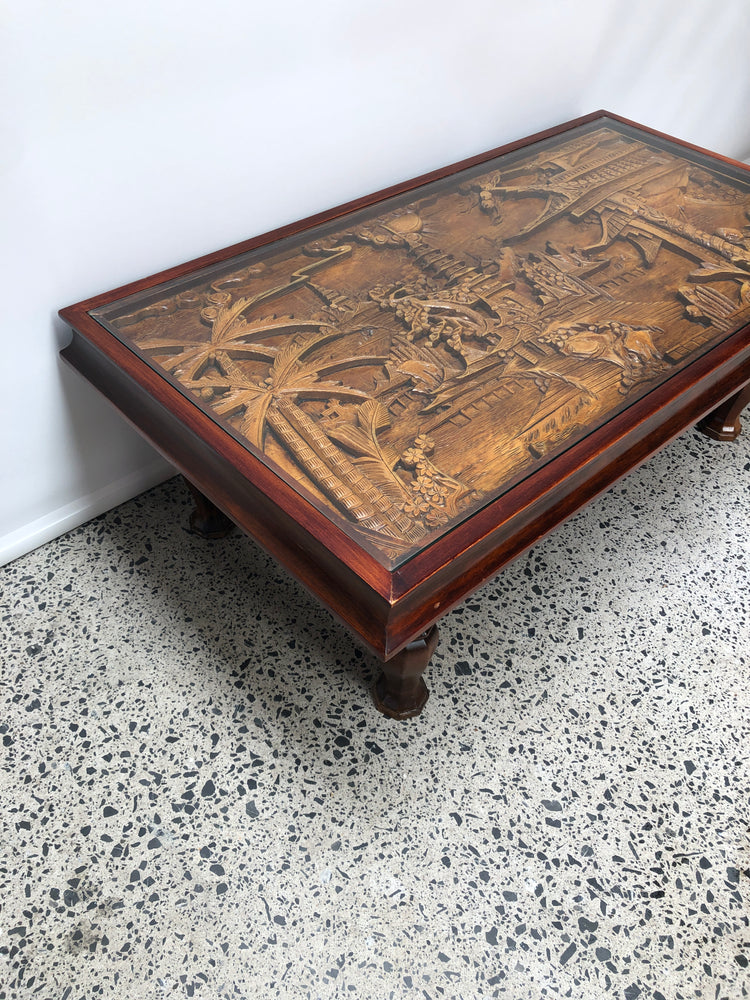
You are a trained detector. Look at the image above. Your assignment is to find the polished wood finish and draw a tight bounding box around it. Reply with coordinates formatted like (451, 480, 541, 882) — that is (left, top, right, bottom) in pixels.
(699, 383, 750, 441)
(183, 477, 234, 538)
(59, 111, 750, 718)
(372, 625, 439, 720)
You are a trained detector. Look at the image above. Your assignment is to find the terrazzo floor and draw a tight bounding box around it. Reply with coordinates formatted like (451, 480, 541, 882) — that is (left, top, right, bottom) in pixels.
(1, 425, 749, 1000)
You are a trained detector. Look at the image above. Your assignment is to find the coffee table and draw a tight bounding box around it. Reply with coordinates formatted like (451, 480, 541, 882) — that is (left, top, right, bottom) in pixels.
(59, 111, 750, 719)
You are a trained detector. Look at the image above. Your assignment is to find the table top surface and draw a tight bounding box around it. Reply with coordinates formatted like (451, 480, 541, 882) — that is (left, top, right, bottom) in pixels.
(85, 115, 750, 570)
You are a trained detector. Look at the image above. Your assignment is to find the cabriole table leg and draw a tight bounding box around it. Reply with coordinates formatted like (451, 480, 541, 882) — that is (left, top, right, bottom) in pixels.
(183, 477, 235, 538)
(372, 625, 440, 720)
(698, 383, 750, 441)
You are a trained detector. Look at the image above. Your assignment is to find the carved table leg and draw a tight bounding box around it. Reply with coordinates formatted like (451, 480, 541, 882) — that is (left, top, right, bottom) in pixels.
(372, 625, 439, 720)
(182, 477, 235, 538)
(698, 383, 750, 441)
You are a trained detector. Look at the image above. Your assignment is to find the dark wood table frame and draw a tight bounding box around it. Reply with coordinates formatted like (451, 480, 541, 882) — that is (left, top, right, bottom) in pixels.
(59, 111, 750, 719)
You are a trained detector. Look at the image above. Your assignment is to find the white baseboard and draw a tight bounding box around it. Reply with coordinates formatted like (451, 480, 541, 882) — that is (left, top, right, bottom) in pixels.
(0, 458, 175, 567)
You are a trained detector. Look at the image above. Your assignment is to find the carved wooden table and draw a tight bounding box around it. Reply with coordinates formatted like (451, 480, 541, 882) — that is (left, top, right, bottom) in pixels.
(60, 111, 750, 719)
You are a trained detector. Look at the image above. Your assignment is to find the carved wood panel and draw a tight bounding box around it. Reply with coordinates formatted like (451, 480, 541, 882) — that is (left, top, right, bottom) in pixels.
(91, 120, 750, 567)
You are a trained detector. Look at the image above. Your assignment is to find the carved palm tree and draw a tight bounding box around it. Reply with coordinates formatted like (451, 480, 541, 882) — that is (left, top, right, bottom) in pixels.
(166, 305, 422, 544)
(137, 294, 325, 382)
(133, 270, 454, 549)
(136, 242, 359, 382)
(178, 326, 385, 444)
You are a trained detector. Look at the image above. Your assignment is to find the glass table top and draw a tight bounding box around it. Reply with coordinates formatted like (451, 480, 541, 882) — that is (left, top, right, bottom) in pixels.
(90, 117, 750, 568)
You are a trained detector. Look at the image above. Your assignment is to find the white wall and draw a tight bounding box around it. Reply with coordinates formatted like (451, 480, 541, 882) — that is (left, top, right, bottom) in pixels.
(2, 0, 750, 564)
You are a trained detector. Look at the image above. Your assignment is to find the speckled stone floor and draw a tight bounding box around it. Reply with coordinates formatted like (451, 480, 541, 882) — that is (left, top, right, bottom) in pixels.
(1, 424, 749, 1000)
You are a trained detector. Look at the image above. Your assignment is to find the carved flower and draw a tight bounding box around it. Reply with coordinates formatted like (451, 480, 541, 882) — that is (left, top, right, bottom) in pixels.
(411, 473, 435, 496)
(414, 434, 434, 454)
(425, 508, 448, 526)
(400, 447, 423, 469)
(401, 498, 430, 518)
(427, 481, 449, 502)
